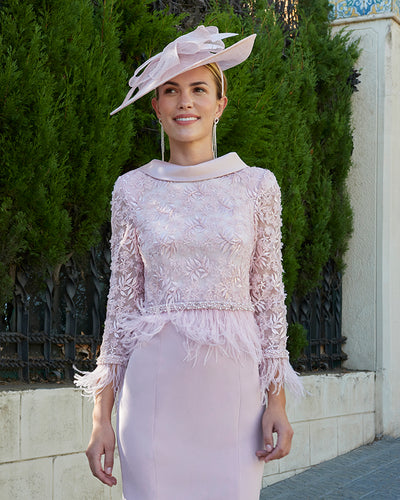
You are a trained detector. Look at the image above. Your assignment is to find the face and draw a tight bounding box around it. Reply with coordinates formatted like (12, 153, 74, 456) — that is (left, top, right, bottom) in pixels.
(151, 66, 227, 154)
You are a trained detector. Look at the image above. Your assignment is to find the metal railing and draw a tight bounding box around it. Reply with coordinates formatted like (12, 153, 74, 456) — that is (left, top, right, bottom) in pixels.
(288, 260, 347, 372)
(0, 240, 111, 383)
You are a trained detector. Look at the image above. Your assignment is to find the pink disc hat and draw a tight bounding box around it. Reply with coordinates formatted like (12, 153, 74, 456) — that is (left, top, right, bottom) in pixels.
(110, 25, 256, 115)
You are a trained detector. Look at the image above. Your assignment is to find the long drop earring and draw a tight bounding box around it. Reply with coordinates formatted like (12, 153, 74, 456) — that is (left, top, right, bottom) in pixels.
(159, 119, 165, 162)
(218, 64, 224, 97)
(212, 117, 219, 159)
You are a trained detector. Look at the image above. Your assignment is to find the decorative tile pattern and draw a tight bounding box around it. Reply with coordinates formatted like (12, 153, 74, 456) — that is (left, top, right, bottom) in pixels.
(330, 0, 395, 18)
(394, 0, 400, 16)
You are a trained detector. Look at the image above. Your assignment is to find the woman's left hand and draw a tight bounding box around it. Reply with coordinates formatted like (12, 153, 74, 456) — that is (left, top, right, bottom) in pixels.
(256, 388, 293, 463)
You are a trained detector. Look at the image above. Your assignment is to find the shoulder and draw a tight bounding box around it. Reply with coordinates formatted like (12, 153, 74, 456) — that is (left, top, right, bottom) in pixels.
(240, 167, 281, 219)
(113, 167, 144, 191)
(110, 167, 150, 220)
(112, 166, 148, 199)
(239, 165, 280, 196)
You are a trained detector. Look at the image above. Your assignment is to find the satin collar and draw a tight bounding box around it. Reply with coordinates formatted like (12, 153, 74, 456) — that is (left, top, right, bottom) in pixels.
(138, 152, 248, 182)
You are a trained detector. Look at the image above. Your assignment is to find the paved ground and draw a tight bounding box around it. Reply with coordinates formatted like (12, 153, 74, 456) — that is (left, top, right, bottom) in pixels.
(260, 437, 400, 499)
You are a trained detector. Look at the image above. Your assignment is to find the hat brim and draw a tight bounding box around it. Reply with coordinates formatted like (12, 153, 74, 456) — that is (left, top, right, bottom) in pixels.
(110, 34, 256, 115)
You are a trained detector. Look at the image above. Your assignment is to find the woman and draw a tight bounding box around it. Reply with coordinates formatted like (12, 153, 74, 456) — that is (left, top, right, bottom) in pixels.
(75, 25, 303, 500)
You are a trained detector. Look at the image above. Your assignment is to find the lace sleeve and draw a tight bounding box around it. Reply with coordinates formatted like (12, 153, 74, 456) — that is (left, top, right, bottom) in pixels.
(75, 177, 144, 398)
(250, 171, 303, 398)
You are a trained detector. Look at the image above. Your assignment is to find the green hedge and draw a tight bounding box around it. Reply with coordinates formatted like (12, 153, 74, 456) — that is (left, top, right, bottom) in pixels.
(0, 0, 132, 303)
(0, 0, 359, 356)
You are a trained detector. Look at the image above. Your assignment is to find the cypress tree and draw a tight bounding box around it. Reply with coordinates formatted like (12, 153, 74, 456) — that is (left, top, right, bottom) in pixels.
(116, 0, 185, 169)
(296, 0, 360, 291)
(205, 2, 315, 299)
(41, 0, 132, 258)
(0, 2, 70, 302)
(0, 0, 132, 301)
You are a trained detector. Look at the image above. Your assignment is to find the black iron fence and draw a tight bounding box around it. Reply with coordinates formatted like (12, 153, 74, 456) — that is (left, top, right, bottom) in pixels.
(0, 237, 111, 383)
(0, 234, 347, 383)
(288, 260, 347, 372)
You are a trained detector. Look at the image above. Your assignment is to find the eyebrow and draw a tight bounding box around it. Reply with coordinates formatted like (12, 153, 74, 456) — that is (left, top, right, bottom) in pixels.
(161, 80, 210, 87)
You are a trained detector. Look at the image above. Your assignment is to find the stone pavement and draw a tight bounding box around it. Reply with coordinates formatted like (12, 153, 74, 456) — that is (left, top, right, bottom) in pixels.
(260, 437, 400, 499)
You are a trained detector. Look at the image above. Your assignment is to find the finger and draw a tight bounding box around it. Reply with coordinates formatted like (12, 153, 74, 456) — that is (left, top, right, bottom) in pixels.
(262, 432, 293, 463)
(255, 444, 273, 457)
(95, 460, 117, 486)
(256, 438, 275, 461)
(263, 423, 274, 451)
(96, 468, 117, 486)
(262, 444, 287, 463)
(99, 449, 117, 486)
(256, 450, 269, 461)
(87, 450, 117, 486)
(104, 446, 115, 477)
(86, 448, 103, 478)
(97, 470, 117, 486)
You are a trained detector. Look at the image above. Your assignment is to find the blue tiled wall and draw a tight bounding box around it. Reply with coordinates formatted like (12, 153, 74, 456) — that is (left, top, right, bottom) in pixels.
(330, 0, 399, 18)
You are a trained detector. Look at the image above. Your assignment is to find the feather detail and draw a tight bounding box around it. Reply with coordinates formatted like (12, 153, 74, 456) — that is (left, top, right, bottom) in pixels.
(117, 309, 262, 364)
(74, 308, 303, 402)
(259, 357, 305, 404)
(74, 363, 126, 400)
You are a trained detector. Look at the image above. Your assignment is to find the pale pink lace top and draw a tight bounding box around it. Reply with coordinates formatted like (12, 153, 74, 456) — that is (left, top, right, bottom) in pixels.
(75, 153, 303, 400)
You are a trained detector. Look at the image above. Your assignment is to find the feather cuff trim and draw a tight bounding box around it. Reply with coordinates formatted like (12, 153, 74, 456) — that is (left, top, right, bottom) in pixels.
(260, 357, 305, 404)
(74, 363, 126, 400)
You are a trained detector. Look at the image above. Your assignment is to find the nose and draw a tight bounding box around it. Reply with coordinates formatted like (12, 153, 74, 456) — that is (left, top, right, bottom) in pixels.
(178, 89, 193, 109)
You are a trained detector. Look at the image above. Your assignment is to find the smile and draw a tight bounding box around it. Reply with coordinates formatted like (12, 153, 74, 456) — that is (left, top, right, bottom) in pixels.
(174, 116, 199, 122)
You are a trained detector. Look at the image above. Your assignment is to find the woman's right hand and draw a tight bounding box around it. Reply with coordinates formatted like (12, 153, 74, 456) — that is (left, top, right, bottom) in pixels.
(86, 421, 117, 487)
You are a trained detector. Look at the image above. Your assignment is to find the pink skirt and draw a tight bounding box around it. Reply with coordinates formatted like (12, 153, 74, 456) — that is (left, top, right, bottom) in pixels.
(117, 321, 264, 500)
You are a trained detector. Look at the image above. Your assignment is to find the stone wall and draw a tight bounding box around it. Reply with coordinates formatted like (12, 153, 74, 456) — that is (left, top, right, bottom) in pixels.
(262, 372, 375, 486)
(0, 386, 122, 500)
(0, 372, 375, 499)
(331, 7, 400, 438)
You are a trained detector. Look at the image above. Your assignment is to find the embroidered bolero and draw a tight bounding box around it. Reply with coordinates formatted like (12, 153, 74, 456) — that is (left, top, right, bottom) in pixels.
(75, 153, 303, 400)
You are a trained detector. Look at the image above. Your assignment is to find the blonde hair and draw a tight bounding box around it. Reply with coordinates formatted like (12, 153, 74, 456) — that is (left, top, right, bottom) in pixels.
(204, 63, 227, 99)
(154, 63, 227, 100)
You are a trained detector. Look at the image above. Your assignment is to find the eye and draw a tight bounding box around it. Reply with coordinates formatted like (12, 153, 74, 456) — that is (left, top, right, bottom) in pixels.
(194, 86, 207, 93)
(163, 87, 177, 94)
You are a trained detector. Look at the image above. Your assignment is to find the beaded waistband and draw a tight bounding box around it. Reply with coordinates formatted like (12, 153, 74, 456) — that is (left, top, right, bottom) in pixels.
(142, 300, 255, 315)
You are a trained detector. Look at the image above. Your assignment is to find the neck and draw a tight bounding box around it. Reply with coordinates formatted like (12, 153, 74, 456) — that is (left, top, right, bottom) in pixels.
(168, 139, 214, 166)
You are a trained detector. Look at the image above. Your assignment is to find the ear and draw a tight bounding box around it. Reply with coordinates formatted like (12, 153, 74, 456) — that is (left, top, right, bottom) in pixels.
(216, 96, 228, 119)
(151, 97, 161, 119)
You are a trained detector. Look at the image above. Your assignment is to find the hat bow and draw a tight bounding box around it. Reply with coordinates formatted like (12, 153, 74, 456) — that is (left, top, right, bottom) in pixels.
(128, 26, 237, 95)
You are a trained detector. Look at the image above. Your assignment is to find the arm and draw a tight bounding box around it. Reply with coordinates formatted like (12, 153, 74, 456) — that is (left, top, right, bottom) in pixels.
(75, 177, 144, 483)
(75, 176, 144, 398)
(86, 383, 117, 486)
(249, 171, 302, 461)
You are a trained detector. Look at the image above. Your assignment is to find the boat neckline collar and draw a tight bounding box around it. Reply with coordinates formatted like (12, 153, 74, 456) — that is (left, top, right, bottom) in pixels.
(138, 152, 247, 182)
